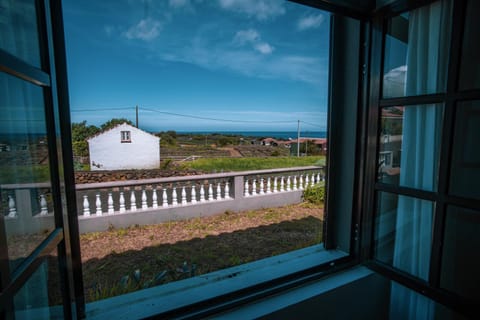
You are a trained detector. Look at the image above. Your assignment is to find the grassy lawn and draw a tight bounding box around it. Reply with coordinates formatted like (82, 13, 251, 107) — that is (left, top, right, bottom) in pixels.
(80, 202, 324, 302)
(181, 156, 325, 172)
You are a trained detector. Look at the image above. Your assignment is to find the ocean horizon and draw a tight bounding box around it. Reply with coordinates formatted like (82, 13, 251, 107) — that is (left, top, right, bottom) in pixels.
(177, 131, 327, 140)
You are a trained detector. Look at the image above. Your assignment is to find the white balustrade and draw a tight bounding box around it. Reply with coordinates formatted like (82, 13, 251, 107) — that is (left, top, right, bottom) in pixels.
(200, 185, 206, 202)
(293, 176, 298, 190)
(130, 191, 137, 212)
(191, 185, 197, 203)
(108, 192, 114, 214)
(8, 195, 17, 218)
(172, 186, 178, 206)
(39, 194, 48, 215)
(252, 179, 257, 195)
(299, 175, 304, 190)
(162, 188, 168, 207)
(95, 194, 102, 216)
(317, 173, 321, 183)
(305, 174, 310, 188)
(208, 184, 213, 201)
(244, 180, 250, 197)
(119, 191, 126, 213)
(152, 188, 158, 208)
(142, 189, 148, 209)
(266, 177, 272, 194)
(216, 183, 221, 200)
(181, 186, 187, 205)
(273, 177, 278, 193)
(225, 181, 231, 199)
(310, 173, 315, 187)
(259, 178, 265, 195)
(280, 176, 285, 192)
(83, 195, 90, 216)
(286, 176, 291, 191)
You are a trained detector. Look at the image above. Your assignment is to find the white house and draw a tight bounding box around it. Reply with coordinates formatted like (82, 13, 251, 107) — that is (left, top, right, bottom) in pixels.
(87, 123, 160, 171)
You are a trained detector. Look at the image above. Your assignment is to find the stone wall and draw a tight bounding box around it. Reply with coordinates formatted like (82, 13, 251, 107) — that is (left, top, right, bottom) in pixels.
(74, 168, 204, 184)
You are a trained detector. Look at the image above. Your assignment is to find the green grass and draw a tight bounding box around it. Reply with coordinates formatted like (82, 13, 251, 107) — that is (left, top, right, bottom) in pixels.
(0, 165, 51, 184)
(182, 156, 325, 172)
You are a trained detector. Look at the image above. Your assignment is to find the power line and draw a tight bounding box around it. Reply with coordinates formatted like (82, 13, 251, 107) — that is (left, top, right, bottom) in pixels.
(300, 120, 323, 128)
(139, 107, 295, 124)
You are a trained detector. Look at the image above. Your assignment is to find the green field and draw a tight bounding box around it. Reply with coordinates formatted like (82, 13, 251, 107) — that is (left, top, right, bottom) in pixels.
(181, 156, 325, 172)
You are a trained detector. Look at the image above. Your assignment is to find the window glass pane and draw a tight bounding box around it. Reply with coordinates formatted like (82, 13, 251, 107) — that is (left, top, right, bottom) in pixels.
(382, 0, 452, 98)
(0, 0, 42, 68)
(64, 0, 330, 302)
(11, 257, 64, 319)
(374, 192, 434, 280)
(378, 105, 443, 192)
(440, 206, 480, 303)
(0, 72, 54, 273)
(459, 0, 480, 90)
(449, 101, 480, 200)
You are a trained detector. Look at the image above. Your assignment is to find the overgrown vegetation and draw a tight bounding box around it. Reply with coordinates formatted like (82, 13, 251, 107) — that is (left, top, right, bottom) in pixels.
(303, 183, 326, 205)
(182, 156, 325, 172)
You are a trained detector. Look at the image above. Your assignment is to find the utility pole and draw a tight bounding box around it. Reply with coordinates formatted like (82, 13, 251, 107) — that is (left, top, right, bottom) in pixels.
(297, 120, 300, 157)
(136, 105, 139, 128)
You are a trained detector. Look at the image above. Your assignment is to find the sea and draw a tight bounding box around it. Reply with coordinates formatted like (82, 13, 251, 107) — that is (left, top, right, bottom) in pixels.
(178, 131, 327, 140)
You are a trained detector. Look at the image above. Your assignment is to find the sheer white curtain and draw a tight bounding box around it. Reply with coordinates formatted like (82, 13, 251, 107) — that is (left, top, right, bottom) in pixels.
(389, 0, 451, 319)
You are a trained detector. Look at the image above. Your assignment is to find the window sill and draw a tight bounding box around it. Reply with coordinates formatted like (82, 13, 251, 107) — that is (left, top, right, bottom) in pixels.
(85, 245, 348, 319)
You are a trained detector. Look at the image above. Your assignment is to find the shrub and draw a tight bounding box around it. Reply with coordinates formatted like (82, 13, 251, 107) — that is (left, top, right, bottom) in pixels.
(303, 183, 325, 205)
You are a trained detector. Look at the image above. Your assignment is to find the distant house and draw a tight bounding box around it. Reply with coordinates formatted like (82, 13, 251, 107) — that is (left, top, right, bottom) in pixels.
(87, 123, 160, 171)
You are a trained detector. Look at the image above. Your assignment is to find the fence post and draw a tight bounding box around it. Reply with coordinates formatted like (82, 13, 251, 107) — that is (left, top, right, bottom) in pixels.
(234, 175, 243, 199)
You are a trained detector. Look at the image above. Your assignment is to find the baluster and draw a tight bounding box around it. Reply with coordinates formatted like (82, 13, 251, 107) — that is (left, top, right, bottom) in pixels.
(172, 186, 178, 206)
(305, 174, 310, 188)
(259, 178, 265, 195)
(244, 179, 250, 197)
(191, 184, 197, 203)
(142, 189, 148, 209)
(200, 184, 205, 202)
(130, 190, 137, 212)
(286, 176, 291, 191)
(252, 179, 257, 195)
(310, 173, 315, 187)
(162, 187, 168, 207)
(39, 194, 48, 215)
(208, 184, 213, 201)
(152, 187, 158, 208)
(8, 195, 17, 218)
(280, 176, 285, 192)
(266, 177, 272, 194)
(108, 192, 114, 214)
(216, 182, 222, 200)
(83, 194, 90, 216)
(225, 181, 231, 199)
(181, 186, 187, 205)
(119, 191, 126, 213)
(95, 193, 102, 216)
(293, 176, 298, 190)
(299, 175, 304, 190)
(273, 176, 278, 193)
(317, 173, 321, 183)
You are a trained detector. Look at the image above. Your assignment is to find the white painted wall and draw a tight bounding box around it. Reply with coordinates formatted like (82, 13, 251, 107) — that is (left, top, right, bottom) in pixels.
(88, 123, 160, 171)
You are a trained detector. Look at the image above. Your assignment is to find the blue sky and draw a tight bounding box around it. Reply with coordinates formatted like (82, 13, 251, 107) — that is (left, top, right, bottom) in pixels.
(63, 0, 330, 132)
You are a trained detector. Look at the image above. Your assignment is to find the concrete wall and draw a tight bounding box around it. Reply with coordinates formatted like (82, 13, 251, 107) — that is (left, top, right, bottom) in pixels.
(88, 123, 160, 171)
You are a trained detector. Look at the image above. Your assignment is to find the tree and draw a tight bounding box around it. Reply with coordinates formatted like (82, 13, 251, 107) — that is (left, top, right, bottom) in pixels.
(100, 118, 134, 131)
(71, 121, 100, 157)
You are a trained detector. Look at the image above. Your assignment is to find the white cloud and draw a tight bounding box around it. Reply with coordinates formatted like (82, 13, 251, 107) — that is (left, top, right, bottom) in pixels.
(297, 14, 325, 31)
(124, 18, 162, 41)
(254, 42, 274, 55)
(218, 0, 285, 20)
(233, 29, 274, 55)
(233, 29, 260, 45)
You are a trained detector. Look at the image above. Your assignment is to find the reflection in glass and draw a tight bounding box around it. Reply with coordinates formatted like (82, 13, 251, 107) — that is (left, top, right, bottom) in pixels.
(378, 105, 443, 192)
(459, 0, 480, 90)
(13, 257, 64, 319)
(441, 206, 480, 303)
(0, 0, 42, 68)
(450, 101, 480, 200)
(382, 0, 452, 98)
(374, 192, 434, 280)
(0, 72, 54, 273)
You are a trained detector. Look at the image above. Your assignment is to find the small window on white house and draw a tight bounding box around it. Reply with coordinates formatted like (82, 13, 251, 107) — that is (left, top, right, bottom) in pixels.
(121, 131, 131, 143)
